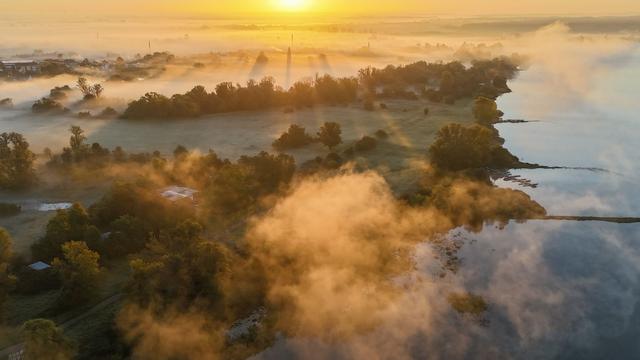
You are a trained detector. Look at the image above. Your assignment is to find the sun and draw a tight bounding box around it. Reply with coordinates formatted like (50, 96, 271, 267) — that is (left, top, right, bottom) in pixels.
(278, 0, 308, 11)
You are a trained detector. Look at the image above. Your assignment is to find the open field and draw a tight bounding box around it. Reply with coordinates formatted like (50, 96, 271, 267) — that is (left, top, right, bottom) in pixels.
(0, 98, 474, 255)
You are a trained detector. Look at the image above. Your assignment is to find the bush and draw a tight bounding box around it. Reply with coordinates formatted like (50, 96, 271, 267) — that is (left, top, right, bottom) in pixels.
(0, 98, 13, 108)
(272, 124, 314, 151)
(354, 136, 377, 152)
(77, 111, 92, 119)
(49, 85, 72, 100)
(324, 152, 343, 169)
(98, 107, 118, 118)
(0, 203, 21, 217)
(424, 107, 430, 116)
(374, 129, 388, 139)
(32, 97, 67, 114)
(380, 103, 388, 110)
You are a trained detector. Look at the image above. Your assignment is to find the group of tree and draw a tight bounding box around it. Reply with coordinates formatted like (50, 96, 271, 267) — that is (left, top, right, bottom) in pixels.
(52, 241, 102, 308)
(32, 97, 68, 114)
(76, 77, 104, 100)
(428, 123, 519, 171)
(272, 122, 342, 151)
(125, 220, 231, 311)
(205, 151, 296, 217)
(359, 57, 518, 102)
(49, 85, 73, 100)
(45, 126, 162, 169)
(0, 132, 36, 189)
(122, 75, 358, 120)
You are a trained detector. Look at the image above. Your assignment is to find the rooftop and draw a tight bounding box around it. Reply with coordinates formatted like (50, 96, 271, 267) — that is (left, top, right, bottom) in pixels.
(28, 261, 51, 271)
(160, 186, 199, 202)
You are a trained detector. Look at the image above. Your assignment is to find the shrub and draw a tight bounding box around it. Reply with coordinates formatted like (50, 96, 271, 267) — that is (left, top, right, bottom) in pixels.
(380, 103, 388, 110)
(77, 111, 92, 119)
(317, 122, 343, 150)
(272, 124, 314, 151)
(49, 85, 72, 100)
(424, 107, 430, 116)
(32, 98, 66, 114)
(0, 203, 21, 217)
(0, 98, 13, 108)
(343, 147, 354, 157)
(374, 129, 388, 139)
(447, 292, 488, 316)
(324, 152, 343, 169)
(98, 107, 118, 118)
(354, 136, 377, 152)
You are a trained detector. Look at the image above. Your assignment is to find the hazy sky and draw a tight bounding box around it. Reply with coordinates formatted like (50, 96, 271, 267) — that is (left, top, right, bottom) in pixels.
(2, 0, 640, 16)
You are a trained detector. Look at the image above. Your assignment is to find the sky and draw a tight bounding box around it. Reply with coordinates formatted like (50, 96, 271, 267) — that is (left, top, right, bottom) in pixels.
(2, 0, 640, 17)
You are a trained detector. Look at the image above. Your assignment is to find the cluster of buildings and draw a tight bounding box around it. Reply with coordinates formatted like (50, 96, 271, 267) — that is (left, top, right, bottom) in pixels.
(0, 60, 41, 78)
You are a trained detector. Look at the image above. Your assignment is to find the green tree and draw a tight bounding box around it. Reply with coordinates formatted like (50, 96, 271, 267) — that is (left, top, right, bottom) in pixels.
(473, 96, 500, 124)
(0, 132, 36, 189)
(272, 124, 313, 151)
(21, 319, 76, 360)
(317, 122, 343, 150)
(52, 241, 102, 307)
(126, 220, 230, 310)
(0, 228, 16, 321)
(69, 126, 87, 153)
(31, 203, 100, 261)
(428, 123, 494, 171)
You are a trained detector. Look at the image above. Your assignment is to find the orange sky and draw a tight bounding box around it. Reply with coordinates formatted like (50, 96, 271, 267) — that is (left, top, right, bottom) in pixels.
(3, 0, 640, 16)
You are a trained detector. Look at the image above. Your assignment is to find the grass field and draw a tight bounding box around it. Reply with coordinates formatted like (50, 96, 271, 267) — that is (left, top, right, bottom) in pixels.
(1, 98, 474, 255)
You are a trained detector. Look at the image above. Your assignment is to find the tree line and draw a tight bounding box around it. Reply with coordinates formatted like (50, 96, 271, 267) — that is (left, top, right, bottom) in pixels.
(122, 75, 359, 119)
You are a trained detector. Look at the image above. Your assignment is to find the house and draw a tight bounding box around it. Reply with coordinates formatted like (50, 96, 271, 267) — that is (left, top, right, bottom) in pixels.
(0, 60, 40, 76)
(28, 261, 51, 271)
(160, 186, 199, 203)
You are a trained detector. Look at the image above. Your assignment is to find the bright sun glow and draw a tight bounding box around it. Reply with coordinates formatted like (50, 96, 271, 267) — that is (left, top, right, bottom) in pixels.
(278, 0, 307, 11)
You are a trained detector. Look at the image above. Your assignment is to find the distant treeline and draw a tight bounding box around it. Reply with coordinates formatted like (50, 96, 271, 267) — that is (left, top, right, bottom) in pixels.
(122, 57, 518, 120)
(122, 75, 359, 119)
(359, 57, 516, 102)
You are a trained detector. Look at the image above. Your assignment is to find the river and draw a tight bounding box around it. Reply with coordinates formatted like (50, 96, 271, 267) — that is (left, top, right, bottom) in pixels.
(445, 49, 640, 358)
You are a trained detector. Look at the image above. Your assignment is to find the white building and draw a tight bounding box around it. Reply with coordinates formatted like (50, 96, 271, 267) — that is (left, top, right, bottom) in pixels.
(160, 186, 199, 203)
